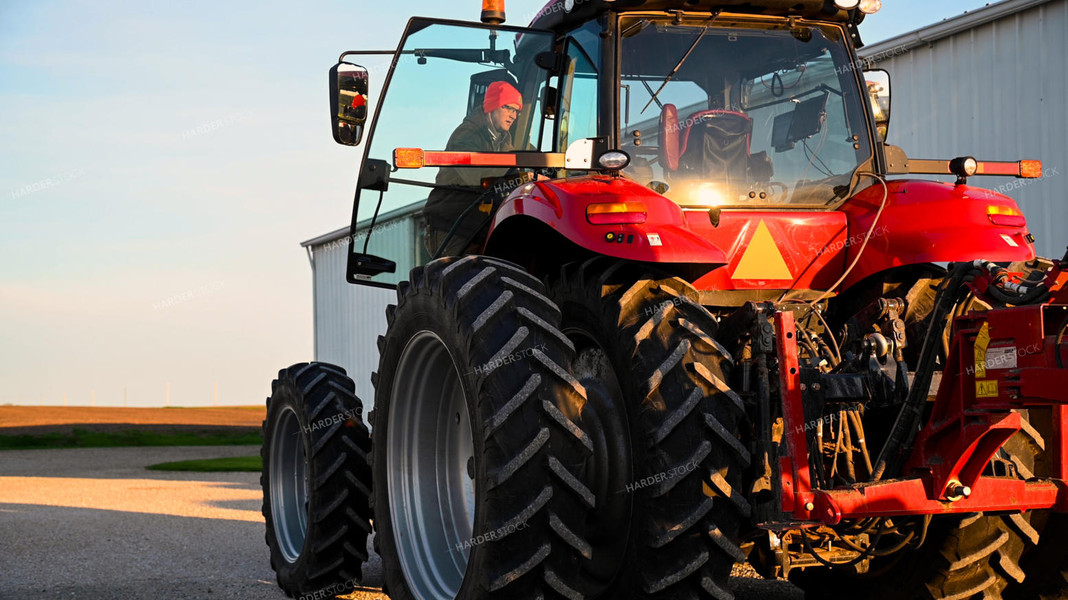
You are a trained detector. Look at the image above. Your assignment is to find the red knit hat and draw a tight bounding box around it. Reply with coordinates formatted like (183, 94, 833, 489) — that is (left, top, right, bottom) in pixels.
(483, 81, 523, 114)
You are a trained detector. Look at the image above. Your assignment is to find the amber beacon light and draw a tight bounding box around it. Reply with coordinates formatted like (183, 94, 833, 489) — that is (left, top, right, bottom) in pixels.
(481, 0, 506, 25)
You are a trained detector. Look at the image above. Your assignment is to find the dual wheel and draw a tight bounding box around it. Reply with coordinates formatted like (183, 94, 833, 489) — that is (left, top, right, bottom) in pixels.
(261, 256, 747, 599)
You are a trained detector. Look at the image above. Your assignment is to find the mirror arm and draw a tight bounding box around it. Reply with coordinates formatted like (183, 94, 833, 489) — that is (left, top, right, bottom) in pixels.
(338, 50, 397, 61)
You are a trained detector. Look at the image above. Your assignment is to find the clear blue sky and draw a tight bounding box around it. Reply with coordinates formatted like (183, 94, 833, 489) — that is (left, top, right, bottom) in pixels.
(0, 0, 995, 407)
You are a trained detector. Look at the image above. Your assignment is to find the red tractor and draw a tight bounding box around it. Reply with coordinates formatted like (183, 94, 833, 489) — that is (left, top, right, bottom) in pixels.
(261, 1, 1068, 599)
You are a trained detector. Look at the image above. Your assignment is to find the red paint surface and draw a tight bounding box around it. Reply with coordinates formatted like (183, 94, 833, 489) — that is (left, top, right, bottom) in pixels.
(491, 176, 1037, 295)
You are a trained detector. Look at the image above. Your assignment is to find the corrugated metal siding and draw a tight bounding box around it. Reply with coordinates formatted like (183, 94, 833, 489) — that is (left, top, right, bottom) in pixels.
(861, 0, 1068, 258)
(309, 210, 424, 422)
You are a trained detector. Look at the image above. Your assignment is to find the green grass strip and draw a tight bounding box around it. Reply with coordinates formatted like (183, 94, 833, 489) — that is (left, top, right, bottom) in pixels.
(146, 455, 261, 472)
(0, 428, 262, 451)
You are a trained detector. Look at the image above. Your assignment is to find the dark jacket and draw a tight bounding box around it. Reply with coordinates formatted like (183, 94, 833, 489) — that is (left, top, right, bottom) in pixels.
(424, 113, 514, 243)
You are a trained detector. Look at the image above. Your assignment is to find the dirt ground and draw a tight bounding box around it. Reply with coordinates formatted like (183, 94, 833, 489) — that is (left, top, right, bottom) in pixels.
(0, 405, 265, 435)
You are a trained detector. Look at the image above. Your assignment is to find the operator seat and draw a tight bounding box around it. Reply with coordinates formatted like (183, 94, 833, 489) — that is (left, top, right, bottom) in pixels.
(659, 104, 772, 185)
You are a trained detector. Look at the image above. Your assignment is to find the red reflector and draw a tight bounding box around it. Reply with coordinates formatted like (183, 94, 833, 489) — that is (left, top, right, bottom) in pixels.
(975, 161, 1019, 176)
(587, 202, 647, 225)
(422, 151, 519, 167)
(1020, 160, 1043, 179)
(990, 214, 1027, 227)
(394, 148, 424, 169)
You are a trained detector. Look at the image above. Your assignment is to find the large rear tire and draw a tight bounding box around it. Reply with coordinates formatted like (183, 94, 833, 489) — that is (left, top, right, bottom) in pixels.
(548, 259, 751, 600)
(371, 256, 594, 600)
(1007, 513, 1068, 600)
(261, 362, 373, 599)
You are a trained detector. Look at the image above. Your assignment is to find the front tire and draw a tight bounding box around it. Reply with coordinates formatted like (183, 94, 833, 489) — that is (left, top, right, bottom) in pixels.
(372, 256, 594, 600)
(261, 362, 373, 598)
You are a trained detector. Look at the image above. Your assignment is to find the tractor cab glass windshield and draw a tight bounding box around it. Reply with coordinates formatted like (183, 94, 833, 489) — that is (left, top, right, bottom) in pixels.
(354, 21, 555, 280)
(619, 16, 873, 208)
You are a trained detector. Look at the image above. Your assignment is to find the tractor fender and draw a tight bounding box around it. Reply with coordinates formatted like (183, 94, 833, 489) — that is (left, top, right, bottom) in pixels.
(840, 179, 1036, 290)
(486, 175, 728, 264)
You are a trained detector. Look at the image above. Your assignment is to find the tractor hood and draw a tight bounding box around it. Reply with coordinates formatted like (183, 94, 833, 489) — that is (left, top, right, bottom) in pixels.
(491, 175, 730, 264)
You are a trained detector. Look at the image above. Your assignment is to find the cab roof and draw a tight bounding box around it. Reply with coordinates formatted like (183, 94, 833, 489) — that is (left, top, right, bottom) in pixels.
(527, 0, 856, 32)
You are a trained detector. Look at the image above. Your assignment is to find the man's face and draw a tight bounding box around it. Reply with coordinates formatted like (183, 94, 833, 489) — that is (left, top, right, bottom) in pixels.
(489, 103, 520, 131)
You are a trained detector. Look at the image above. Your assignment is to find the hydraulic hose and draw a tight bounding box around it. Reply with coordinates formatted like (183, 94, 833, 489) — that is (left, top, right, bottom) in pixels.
(870, 262, 974, 481)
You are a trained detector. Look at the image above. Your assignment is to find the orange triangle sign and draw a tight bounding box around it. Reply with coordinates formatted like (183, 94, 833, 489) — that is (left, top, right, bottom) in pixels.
(732, 220, 792, 280)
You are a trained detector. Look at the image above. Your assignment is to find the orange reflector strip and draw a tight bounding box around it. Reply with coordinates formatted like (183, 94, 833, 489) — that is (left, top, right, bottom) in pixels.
(975, 161, 1019, 177)
(1020, 160, 1043, 179)
(422, 151, 520, 167)
(586, 202, 647, 225)
(394, 148, 425, 169)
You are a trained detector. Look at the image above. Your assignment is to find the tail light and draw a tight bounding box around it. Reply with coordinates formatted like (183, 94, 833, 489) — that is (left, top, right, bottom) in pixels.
(988, 205, 1027, 227)
(586, 202, 647, 225)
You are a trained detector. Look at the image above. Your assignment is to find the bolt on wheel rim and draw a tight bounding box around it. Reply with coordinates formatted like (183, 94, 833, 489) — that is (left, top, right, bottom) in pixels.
(389, 331, 475, 600)
(270, 405, 309, 563)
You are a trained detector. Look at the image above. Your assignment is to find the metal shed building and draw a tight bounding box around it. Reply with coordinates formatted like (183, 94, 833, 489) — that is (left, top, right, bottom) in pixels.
(859, 0, 1067, 258)
(303, 0, 1067, 418)
(301, 202, 427, 417)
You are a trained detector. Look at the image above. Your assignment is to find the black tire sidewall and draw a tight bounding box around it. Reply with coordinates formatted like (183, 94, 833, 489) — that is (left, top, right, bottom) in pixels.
(371, 289, 493, 600)
(262, 363, 370, 599)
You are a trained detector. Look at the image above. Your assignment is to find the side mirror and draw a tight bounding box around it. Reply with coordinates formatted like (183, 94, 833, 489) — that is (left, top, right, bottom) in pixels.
(864, 69, 891, 141)
(330, 62, 369, 146)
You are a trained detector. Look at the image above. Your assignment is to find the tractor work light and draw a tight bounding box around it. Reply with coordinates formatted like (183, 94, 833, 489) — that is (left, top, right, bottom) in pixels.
(950, 156, 979, 179)
(598, 151, 631, 170)
(586, 202, 647, 225)
(987, 205, 1026, 227)
(859, 0, 882, 14)
(834, 0, 861, 9)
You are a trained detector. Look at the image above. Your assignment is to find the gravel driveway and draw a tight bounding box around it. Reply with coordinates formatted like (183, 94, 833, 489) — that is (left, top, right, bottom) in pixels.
(0, 446, 802, 599)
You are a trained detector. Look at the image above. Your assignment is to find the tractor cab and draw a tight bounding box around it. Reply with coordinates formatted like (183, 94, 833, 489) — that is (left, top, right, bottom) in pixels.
(330, 0, 890, 288)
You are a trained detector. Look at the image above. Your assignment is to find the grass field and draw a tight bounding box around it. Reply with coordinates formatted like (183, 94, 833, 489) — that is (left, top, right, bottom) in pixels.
(0, 428, 262, 451)
(146, 455, 261, 472)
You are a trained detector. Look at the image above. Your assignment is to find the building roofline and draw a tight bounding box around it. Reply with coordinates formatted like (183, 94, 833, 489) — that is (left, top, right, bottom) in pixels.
(861, 0, 1052, 57)
(301, 201, 427, 248)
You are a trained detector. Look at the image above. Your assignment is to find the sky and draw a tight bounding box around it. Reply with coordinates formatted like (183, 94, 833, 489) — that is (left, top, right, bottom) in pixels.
(0, 0, 998, 407)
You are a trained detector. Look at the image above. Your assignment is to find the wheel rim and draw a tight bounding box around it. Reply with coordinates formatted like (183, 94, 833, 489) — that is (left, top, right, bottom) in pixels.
(389, 331, 475, 600)
(270, 405, 309, 564)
